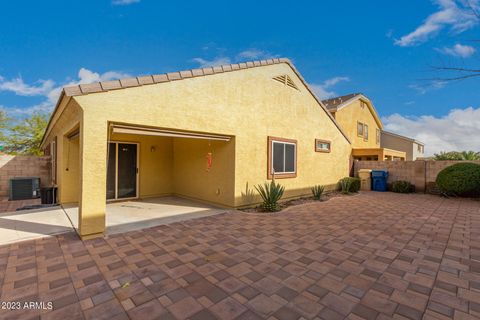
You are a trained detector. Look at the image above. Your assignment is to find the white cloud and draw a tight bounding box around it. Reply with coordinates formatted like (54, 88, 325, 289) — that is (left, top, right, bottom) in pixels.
(45, 68, 130, 106)
(112, 0, 140, 5)
(191, 57, 232, 68)
(0, 76, 54, 96)
(236, 49, 268, 60)
(310, 76, 350, 99)
(438, 43, 476, 57)
(0, 101, 52, 117)
(1, 68, 130, 117)
(395, 0, 479, 47)
(77, 68, 129, 85)
(382, 107, 480, 155)
(409, 80, 447, 94)
(192, 48, 279, 68)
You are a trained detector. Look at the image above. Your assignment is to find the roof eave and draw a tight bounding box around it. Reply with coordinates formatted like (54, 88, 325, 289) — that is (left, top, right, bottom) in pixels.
(42, 57, 352, 146)
(40, 90, 69, 149)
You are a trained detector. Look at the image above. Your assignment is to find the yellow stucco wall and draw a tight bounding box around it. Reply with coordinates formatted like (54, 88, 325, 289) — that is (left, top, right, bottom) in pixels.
(42, 98, 82, 204)
(110, 133, 173, 198)
(45, 62, 352, 236)
(61, 135, 79, 203)
(334, 99, 381, 149)
(75, 63, 350, 207)
(173, 138, 235, 207)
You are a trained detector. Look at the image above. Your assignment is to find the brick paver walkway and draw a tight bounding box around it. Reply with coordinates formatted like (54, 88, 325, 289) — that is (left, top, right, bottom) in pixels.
(0, 192, 479, 320)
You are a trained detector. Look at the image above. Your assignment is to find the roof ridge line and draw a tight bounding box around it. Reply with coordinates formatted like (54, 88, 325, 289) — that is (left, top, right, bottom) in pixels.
(63, 58, 291, 96)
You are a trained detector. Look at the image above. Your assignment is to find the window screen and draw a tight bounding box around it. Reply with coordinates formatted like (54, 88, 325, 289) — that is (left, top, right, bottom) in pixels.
(272, 142, 285, 173)
(285, 144, 295, 172)
(315, 139, 331, 152)
(271, 140, 296, 174)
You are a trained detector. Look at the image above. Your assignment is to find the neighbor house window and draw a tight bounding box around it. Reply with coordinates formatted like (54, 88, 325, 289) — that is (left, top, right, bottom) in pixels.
(364, 124, 369, 141)
(376, 128, 380, 145)
(315, 139, 331, 153)
(268, 136, 297, 179)
(360, 100, 367, 109)
(418, 144, 424, 153)
(357, 122, 364, 137)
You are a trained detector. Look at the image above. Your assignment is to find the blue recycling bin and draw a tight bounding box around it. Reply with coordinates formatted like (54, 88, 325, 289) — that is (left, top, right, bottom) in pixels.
(371, 170, 388, 191)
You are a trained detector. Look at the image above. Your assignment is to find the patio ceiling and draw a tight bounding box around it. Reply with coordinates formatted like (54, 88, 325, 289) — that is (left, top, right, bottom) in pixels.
(111, 124, 231, 141)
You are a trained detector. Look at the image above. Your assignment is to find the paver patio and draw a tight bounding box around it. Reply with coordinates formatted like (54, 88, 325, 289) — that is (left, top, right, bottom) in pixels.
(0, 192, 479, 320)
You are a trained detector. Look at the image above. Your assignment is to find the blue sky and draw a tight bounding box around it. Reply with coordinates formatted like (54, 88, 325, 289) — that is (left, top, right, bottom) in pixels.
(0, 0, 479, 154)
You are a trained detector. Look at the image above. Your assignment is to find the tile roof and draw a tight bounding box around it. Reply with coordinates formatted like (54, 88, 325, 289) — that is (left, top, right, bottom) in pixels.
(63, 58, 291, 97)
(41, 57, 352, 146)
(321, 93, 362, 109)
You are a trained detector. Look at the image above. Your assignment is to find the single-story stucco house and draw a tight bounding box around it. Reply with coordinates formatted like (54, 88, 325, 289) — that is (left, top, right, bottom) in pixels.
(40, 58, 353, 239)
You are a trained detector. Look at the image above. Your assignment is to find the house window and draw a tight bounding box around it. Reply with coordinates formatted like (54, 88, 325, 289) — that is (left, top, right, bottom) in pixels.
(360, 100, 367, 109)
(315, 139, 331, 153)
(268, 136, 297, 179)
(376, 128, 380, 145)
(357, 122, 364, 137)
(364, 124, 369, 141)
(417, 144, 424, 153)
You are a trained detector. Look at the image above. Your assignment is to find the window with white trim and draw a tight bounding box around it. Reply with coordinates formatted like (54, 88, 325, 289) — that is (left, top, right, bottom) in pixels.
(315, 139, 331, 153)
(357, 122, 364, 137)
(268, 137, 297, 179)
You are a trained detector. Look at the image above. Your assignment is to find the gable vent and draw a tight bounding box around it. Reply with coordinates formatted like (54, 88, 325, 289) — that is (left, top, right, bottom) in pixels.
(273, 74, 299, 90)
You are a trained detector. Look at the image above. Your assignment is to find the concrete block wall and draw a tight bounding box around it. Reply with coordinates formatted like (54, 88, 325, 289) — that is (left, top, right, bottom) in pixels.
(0, 155, 51, 198)
(354, 160, 480, 193)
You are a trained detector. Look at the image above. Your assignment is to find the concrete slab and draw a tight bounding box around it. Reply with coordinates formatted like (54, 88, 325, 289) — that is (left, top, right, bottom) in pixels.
(0, 206, 74, 245)
(63, 196, 227, 235)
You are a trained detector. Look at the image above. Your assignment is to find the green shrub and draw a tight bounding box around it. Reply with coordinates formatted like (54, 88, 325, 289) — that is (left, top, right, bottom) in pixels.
(255, 179, 285, 212)
(339, 178, 351, 194)
(391, 180, 414, 193)
(311, 185, 325, 200)
(349, 177, 361, 192)
(436, 163, 480, 197)
(339, 177, 361, 194)
(340, 177, 361, 194)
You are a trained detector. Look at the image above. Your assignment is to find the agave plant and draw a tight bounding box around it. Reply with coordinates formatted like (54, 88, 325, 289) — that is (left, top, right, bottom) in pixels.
(339, 177, 352, 194)
(311, 185, 325, 200)
(255, 179, 285, 212)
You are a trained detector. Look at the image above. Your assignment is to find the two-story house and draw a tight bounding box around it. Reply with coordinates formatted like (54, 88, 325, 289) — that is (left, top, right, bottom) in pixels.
(322, 93, 406, 161)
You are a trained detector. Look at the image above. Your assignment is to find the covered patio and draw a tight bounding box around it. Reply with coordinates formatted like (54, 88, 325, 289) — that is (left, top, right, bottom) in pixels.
(55, 121, 235, 239)
(64, 196, 227, 235)
(352, 147, 406, 161)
